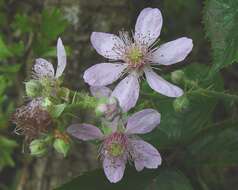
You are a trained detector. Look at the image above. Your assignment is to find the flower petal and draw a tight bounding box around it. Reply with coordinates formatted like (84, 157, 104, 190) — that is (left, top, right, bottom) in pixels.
(152, 37, 193, 65)
(135, 8, 163, 46)
(90, 86, 112, 98)
(33, 58, 54, 78)
(144, 68, 183, 97)
(91, 32, 124, 60)
(83, 63, 126, 86)
(103, 156, 126, 183)
(126, 109, 160, 135)
(130, 139, 162, 171)
(67, 123, 103, 141)
(111, 74, 140, 112)
(56, 37, 67, 78)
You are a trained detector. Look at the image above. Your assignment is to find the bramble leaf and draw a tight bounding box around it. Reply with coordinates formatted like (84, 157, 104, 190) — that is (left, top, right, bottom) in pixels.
(203, 0, 238, 75)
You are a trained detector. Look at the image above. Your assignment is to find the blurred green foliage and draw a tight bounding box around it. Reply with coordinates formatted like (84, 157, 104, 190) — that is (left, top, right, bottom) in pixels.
(0, 0, 69, 185)
(0, 0, 238, 189)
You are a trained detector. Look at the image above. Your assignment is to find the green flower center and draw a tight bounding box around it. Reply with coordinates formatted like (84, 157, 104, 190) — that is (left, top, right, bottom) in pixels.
(109, 142, 125, 157)
(127, 47, 143, 64)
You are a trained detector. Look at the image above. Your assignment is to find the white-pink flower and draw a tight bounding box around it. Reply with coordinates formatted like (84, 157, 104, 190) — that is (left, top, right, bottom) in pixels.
(33, 38, 67, 79)
(84, 7, 193, 112)
(67, 109, 162, 183)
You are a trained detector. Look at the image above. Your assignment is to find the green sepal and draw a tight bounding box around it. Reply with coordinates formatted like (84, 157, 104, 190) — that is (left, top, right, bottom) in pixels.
(53, 138, 70, 157)
(30, 139, 48, 157)
(25, 79, 42, 98)
(48, 103, 66, 118)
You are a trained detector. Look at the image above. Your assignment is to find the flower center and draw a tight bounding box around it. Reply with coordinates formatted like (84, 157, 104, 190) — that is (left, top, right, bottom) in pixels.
(103, 132, 128, 157)
(109, 142, 125, 157)
(126, 46, 143, 65)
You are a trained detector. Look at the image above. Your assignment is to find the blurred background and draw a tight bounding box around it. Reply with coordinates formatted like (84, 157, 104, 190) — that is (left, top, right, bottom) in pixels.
(0, 0, 237, 189)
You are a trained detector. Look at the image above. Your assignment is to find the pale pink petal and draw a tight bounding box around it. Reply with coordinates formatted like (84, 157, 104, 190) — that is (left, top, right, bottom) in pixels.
(125, 109, 160, 135)
(33, 58, 55, 78)
(144, 68, 183, 97)
(151, 37, 193, 65)
(91, 32, 124, 60)
(130, 139, 162, 171)
(111, 74, 140, 112)
(103, 156, 126, 183)
(83, 63, 126, 86)
(56, 37, 67, 78)
(67, 123, 103, 141)
(90, 86, 112, 98)
(135, 8, 163, 46)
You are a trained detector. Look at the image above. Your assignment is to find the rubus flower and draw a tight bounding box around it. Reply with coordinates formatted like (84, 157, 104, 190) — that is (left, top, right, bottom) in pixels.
(33, 37, 67, 80)
(84, 7, 193, 112)
(12, 98, 52, 141)
(67, 109, 162, 183)
(27, 37, 69, 100)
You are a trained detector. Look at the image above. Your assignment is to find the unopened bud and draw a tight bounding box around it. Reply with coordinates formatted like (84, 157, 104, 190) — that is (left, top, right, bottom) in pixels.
(171, 70, 185, 84)
(41, 97, 52, 108)
(95, 103, 108, 117)
(25, 80, 42, 98)
(53, 138, 70, 157)
(95, 97, 120, 120)
(173, 96, 190, 112)
(30, 139, 47, 157)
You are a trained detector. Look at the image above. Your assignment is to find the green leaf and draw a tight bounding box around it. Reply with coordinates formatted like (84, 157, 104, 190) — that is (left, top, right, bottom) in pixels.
(0, 135, 18, 148)
(185, 120, 238, 166)
(0, 64, 21, 73)
(9, 41, 24, 57)
(0, 136, 17, 170)
(141, 64, 223, 148)
(11, 14, 32, 33)
(0, 36, 12, 59)
(203, 0, 238, 75)
(145, 169, 194, 190)
(55, 168, 193, 190)
(41, 9, 68, 40)
(34, 8, 68, 56)
(0, 75, 8, 95)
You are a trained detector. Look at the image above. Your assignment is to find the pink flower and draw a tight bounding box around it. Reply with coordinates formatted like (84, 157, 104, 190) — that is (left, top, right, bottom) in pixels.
(33, 38, 67, 79)
(84, 8, 193, 112)
(67, 109, 162, 183)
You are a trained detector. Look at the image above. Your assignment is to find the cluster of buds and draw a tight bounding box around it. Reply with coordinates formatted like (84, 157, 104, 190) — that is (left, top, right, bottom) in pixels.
(13, 38, 71, 157)
(29, 130, 70, 157)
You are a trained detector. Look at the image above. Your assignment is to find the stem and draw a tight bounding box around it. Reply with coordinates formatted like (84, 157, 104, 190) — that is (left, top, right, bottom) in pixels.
(183, 79, 238, 101)
(187, 88, 238, 101)
(66, 90, 98, 110)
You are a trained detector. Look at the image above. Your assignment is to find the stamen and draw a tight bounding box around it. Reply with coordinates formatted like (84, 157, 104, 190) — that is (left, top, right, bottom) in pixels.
(101, 132, 129, 158)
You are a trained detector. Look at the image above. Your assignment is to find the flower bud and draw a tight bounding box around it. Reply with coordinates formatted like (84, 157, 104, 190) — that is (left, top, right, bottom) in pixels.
(30, 139, 47, 157)
(53, 138, 70, 157)
(171, 70, 185, 84)
(95, 103, 108, 117)
(95, 97, 120, 120)
(25, 80, 42, 98)
(41, 97, 52, 108)
(173, 96, 190, 112)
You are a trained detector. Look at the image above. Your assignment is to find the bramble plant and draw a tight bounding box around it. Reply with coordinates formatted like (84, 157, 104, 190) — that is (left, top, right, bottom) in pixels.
(3, 1, 238, 189)
(12, 7, 193, 183)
